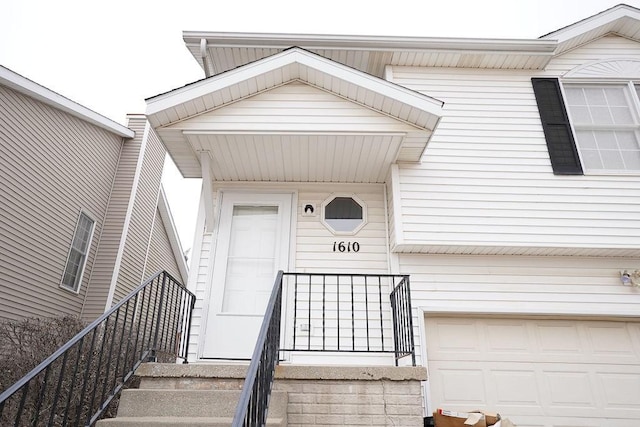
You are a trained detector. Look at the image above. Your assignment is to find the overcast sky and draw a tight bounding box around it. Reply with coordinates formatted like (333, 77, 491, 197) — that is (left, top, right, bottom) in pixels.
(2, 0, 638, 252)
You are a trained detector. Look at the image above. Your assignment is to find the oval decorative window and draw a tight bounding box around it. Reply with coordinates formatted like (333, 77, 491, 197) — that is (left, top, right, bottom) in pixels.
(321, 195, 367, 235)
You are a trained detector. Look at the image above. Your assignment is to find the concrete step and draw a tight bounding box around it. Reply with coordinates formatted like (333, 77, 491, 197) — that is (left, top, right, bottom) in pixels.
(102, 389, 287, 424)
(97, 416, 287, 426)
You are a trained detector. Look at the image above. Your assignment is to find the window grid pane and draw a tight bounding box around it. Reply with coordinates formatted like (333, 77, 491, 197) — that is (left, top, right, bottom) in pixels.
(565, 84, 640, 173)
(61, 213, 94, 292)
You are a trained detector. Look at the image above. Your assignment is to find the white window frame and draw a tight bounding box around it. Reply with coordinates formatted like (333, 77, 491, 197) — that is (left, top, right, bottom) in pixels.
(562, 80, 640, 175)
(320, 194, 367, 236)
(60, 210, 96, 293)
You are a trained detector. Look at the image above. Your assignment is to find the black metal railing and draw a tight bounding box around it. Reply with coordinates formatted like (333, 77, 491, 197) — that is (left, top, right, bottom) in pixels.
(282, 272, 415, 365)
(231, 271, 284, 427)
(232, 271, 416, 427)
(389, 276, 416, 366)
(0, 270, 195, 427)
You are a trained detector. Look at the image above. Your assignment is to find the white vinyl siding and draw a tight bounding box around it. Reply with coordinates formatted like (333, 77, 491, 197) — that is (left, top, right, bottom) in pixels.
(61, 212, 95, 292)
(186, 220, 212, 361)
(295, 184, 388, 274)
(544, 35, 640, 75)
(165, 82, 417, 134)
(0, 85, 122, 320)
(404, 253, 640, 370)
(402, 254, 640, 318)
(388, 36, 640, 256)
(188, 183, 390, 361)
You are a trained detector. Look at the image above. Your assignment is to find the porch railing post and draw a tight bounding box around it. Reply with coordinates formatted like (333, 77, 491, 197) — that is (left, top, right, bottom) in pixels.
(149, 272, 168, 362)
(405, 276, 416, 366)
(182, 287, 197, 363)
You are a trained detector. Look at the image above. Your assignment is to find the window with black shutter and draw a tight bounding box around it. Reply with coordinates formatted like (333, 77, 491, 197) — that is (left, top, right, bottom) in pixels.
(531, 78, 583, 175)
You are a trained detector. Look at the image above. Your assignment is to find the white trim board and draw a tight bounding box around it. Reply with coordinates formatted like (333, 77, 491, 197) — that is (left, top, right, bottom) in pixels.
(0, 65, 134, 138)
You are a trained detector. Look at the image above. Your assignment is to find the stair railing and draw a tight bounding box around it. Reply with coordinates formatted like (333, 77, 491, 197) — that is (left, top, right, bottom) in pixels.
(232, 271, 417, 426)
(389, 275, 416, 366)
(231, 270, 284, 427)
(0, 270, 195, 427)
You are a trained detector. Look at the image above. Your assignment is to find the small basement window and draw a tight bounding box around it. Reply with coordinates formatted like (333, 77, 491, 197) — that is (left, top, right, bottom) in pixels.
(321, 195, 367, 235)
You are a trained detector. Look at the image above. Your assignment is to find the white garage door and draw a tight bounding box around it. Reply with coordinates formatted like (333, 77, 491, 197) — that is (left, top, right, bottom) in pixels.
(425, 317, 640, 427)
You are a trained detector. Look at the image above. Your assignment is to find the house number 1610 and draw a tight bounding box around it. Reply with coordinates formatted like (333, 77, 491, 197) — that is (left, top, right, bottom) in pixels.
(332, 241, 360, 252)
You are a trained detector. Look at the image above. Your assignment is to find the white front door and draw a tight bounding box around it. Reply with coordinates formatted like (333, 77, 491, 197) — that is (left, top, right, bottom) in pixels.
(202, 192, 293, 359)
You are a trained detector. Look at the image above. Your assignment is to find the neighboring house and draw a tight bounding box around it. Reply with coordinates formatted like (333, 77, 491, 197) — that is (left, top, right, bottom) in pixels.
(0, 65, 188, 322)
(144, 4, 640, 426)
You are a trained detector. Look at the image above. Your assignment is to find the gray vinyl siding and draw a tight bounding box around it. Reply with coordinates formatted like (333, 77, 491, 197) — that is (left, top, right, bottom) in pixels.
(112, 124, 166, 304)
(0, 85, 122, 321)
(144, 207, 185, 284)
(80, 117, 146, 320)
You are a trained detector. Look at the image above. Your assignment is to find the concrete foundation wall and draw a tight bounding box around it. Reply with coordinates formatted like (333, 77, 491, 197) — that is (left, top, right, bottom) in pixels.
(135, 364, 426, 426)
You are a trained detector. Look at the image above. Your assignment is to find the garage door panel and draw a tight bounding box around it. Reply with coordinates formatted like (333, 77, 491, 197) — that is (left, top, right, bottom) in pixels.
(432, 319, 483, 353)
(543, 370, 597, 411)
(536, 323, 582, 355)
(430, 361, 545, 414)
(599, 372, 640, 408)
(427, 318, 640, 364)
(425, 316, 640, 427)
(586, 324, 638, 360)
(436, 367, 487, 405)
(491, 369, 540, 407)
(486, 322, 530, 353)
(431, 362, 640, 419)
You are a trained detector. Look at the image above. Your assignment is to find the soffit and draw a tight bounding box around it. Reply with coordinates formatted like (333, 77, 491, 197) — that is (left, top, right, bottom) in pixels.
(184, 5, 640, 77)
(393, 243, 640, 257)
(183, 33, 557, 77)
(187, 133, 404, 183)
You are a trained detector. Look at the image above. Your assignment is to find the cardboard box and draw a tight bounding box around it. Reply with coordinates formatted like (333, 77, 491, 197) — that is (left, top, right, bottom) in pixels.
(433, 410, 500, 427)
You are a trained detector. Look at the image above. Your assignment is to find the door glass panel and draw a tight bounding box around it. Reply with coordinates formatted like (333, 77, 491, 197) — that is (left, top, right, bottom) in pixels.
(222, 205, 278, 314)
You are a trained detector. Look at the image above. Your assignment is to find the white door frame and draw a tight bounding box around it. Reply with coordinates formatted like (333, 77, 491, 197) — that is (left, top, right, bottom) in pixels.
(200, 189, 296, 360)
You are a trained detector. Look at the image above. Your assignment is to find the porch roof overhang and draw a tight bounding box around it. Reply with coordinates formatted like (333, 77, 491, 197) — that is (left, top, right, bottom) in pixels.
(146, 48, 444, 182)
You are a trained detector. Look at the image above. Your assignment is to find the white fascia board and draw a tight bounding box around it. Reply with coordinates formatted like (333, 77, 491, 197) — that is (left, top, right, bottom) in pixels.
(157, 186, 189, 281)
(540, 5, 640, 43)
(183, 31, 557, 54)
(296, 51, 444, 117)
(146, 48, 443, 126)
(0, 65, 134, 139)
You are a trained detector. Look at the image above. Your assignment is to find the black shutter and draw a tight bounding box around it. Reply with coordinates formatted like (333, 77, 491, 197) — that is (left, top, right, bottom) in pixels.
(531, 78, 583, 175)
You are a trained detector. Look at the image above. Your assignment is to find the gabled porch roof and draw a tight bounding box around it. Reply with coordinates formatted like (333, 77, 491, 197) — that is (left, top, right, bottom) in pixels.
(146, 48, 443, 182)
